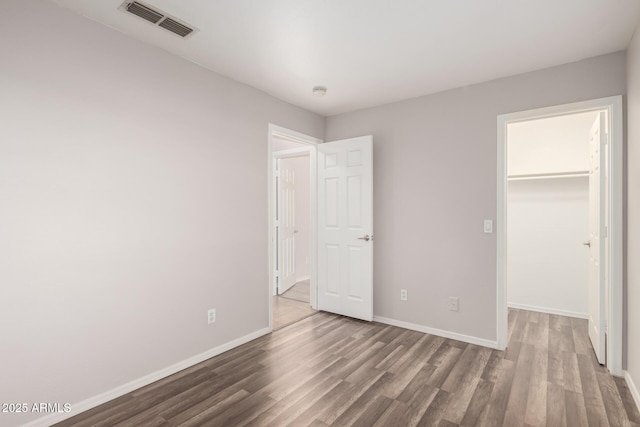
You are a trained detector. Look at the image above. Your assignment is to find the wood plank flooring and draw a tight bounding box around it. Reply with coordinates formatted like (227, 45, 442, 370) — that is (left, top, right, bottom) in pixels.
(55, 309, 640, 426)
(280, 280, 311, 304)
(272, 295, 316, 330)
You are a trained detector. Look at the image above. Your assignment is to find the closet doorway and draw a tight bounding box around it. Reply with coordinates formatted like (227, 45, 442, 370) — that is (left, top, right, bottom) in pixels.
(506, 112, 596, 320)
(496, 96, 623, 375)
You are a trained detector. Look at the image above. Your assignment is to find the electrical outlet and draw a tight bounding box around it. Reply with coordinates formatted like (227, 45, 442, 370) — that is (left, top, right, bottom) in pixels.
(449, 297, 459, 312)
(400, 289, 408, 301)
(207, 308, 216, 324)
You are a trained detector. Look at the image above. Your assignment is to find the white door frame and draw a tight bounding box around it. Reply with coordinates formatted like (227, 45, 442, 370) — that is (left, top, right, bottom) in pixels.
(496, 96, 624, 375)
(268, 124, 322, 331)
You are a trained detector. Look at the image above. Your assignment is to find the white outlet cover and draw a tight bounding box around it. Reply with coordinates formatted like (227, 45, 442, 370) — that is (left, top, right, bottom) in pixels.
(483, 219, 493, 233)
(207, 308, 216, 324)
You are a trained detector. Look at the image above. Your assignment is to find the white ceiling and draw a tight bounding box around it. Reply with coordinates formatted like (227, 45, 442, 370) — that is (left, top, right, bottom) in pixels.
(50, 0, 640, 116)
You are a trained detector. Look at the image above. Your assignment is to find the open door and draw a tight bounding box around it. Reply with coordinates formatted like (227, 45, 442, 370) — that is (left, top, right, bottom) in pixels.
(587, 112, 606, 364)
(317, 136, 373, 321)
(277, 158, 297, 295)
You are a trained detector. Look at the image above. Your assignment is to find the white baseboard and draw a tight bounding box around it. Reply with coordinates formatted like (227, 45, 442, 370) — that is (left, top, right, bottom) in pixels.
(625, 371, 640, 416)
(373, 316, 499, 349)
(507, 302, 589, 319)
(296, 275, 310, 282)
(24, 327, 271, 427)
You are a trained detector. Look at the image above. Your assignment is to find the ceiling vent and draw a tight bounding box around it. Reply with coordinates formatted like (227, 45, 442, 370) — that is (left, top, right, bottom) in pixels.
(119, 1, 197, 39)
(158, 17, 194, 38)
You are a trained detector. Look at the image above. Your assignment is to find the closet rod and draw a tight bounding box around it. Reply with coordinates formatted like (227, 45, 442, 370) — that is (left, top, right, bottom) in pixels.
(507, 171, 589, 181)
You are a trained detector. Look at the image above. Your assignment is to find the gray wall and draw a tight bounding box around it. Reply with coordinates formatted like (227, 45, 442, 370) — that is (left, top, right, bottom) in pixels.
(0, 1, 323, 425)
(626, 22, 640, 400)
(325, 52, 626, 342)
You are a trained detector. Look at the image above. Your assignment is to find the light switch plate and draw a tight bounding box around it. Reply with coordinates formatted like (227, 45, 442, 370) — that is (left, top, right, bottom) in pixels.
(484, 219, 493, 233)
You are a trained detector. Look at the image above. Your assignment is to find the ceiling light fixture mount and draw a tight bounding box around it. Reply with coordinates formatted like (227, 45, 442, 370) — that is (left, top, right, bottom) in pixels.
(312, 86, 327, 97)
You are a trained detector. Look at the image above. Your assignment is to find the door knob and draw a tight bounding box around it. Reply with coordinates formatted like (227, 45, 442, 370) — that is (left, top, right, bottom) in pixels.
(583, 241, 591, 247)
(357, 235, 371, 241)
(294, 229, 299, 234)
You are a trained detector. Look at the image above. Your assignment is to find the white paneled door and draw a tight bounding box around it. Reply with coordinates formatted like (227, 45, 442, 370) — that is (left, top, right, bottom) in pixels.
(278, 159, 297, 294)
(587, 112, 606, 364)
(318, 136, 373, 321)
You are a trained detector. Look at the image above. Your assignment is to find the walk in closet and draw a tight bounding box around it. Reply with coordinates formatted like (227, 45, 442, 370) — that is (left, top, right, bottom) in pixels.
(506, 112, 599, 318)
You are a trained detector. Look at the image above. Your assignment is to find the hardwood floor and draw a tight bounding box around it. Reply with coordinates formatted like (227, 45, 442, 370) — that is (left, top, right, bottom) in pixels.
(55, 309, 640, 426)
(272, 295, 316, 330)
(280, 280, 311, 303)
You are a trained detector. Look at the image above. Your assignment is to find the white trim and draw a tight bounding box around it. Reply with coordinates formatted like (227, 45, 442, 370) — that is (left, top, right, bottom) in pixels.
(496, 113, 508, 350)
(268, 124, 322, 331)
(23, 327, 270, 427)
(608, 96, 624, 376)
(373, 316, 499, 349)
(496, 95, 624, 375)
(625, 371, 640, 413)
(507, 302, 589, 319)
(271, 125, 323, 146)
(295, 275, 310, 282)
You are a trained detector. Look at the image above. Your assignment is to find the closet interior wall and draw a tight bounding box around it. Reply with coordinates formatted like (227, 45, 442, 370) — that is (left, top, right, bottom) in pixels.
(507, 112, 598, 318)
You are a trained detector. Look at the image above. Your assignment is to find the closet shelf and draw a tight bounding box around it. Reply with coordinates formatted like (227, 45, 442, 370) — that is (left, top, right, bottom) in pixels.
(507, 171, 589, 181)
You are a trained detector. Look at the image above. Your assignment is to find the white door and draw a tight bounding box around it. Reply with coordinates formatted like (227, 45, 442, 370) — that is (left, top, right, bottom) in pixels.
(317, 136, 373, 321)
(587, 112, 606, 364)
(278, 159, 297, 294)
